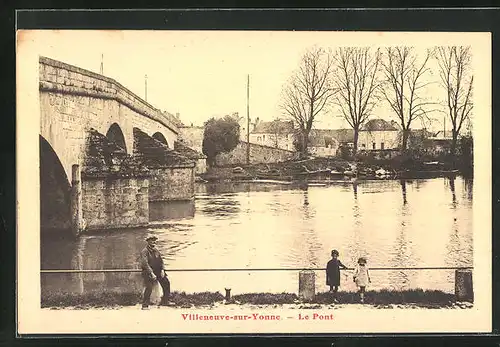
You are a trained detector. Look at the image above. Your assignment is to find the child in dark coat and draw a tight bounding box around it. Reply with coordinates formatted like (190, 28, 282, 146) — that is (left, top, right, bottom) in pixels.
(326, 249, 348, 299)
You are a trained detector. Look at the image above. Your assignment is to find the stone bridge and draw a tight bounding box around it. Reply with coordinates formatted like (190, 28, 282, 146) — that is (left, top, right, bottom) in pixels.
(39, 57, 196, 236)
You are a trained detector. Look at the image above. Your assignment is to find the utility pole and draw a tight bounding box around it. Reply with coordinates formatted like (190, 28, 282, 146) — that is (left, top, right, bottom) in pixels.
(145, 74, 148, 102)
(246, 74, 250, 165)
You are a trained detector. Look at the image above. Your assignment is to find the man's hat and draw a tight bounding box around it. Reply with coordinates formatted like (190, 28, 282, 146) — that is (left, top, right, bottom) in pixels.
(146, 236, 158, 242)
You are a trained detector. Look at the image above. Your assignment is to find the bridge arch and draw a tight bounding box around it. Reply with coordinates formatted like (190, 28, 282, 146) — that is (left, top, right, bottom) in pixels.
(40, 135, 71, 234)
(106, 123, 127, 153)
(152, 132, 169, 147)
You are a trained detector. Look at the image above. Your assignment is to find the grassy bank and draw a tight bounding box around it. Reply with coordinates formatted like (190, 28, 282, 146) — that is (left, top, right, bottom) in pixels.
(41, 289, 471, 309)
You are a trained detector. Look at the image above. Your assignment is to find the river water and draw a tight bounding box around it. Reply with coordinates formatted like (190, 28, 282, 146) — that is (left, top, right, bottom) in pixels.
(41, 177, 473, 296)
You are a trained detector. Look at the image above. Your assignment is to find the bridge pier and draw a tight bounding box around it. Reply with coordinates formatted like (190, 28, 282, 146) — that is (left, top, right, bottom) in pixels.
(81, 129, 151, 231)
(134, 128, 196, 202)
(70, 164, 85, 237)
(55, 128, 198, 234)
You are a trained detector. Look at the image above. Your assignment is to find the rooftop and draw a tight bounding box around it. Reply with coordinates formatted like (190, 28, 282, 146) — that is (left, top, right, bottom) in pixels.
(309, 129, 355, 146)
(361, 119, 399, 131)
(253, 120, 294, 134)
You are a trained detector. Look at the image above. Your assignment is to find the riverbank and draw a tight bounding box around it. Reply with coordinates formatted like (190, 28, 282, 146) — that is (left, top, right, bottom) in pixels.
(41, 289, 473, 310)
(199, 156, 471, 183)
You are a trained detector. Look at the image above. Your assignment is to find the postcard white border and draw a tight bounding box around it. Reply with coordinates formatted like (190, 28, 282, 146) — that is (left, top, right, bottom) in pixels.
(17, 30, 492, 334)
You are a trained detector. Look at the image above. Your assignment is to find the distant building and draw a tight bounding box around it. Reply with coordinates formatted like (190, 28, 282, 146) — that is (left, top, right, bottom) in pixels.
(178, 125, 204, 152)
(424, 130, 456, 155)
(330, 128, 355, 148)
(230, 112, 259, 143)
(431, 130, 454, 140)
(358, 119, 399, 150)
(308, 129, 354, 157)
(249, 119, 295, 150)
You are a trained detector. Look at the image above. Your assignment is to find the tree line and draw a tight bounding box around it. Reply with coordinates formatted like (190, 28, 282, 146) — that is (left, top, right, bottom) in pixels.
(280, 45, 473, 158)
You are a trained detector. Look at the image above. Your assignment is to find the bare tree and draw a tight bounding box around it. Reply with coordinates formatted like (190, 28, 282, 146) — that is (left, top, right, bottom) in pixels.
(280, 47, 336, 156)
(380, 47, 434, 151)
(332, 47, 382, 154)
(435, 46, 473, 155)
(268, 118, 287, 149)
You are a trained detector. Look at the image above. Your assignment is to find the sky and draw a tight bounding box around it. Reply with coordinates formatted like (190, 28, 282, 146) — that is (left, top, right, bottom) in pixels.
(22, 30, 476, 132)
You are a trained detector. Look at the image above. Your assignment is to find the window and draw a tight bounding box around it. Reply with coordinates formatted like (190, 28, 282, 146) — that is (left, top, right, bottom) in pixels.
(372, 142, 376, 150)
(257, 136, 261, 141)
(263, 135, 266, 141)
(381, 142, 385, 150)
(361, 144, 366, 148)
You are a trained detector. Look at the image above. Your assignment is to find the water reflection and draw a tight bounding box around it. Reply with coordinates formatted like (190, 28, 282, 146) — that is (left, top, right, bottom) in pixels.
(196, 182, 294, 195)
(41, 229, 149, 295)
(448, 177, 457, 207)
(389, 201, 413, 290)
(41, 177, 473, 296)
(200, 196, 241, 218)
(70, 236, 85, 294)
(303, 189, 309, 206)
(352, 181, 358, 200)
(400, 180, 407, 205)
(150, 200, 195, 221)
(464, 179, 473, 201)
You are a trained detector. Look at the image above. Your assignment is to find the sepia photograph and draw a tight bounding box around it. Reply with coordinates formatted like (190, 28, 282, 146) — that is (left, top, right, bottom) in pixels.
(16, 30, 491, 334)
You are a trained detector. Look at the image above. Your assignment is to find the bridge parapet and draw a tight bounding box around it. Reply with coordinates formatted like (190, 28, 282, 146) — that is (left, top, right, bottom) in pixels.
(39, 56, 179, 134)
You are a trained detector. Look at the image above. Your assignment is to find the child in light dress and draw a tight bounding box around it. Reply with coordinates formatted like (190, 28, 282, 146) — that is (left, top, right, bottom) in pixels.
(353, 257, 371, 303)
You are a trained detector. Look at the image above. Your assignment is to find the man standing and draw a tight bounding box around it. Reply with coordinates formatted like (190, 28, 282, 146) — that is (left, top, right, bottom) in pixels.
(140, 236, 171, 309)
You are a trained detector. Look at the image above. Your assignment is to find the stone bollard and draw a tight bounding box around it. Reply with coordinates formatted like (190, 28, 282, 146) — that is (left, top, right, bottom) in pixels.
(298, 270, 315, 301)
(455, 269, 474, 302)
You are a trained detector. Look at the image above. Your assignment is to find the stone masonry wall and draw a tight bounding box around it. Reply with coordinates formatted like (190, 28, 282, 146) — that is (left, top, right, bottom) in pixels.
(148, 167, 195, 201)
(82, 178, 149, 231)
(215, 141, 298, 166)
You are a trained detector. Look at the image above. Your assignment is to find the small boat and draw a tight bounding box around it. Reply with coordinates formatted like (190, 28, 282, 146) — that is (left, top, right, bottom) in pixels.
(251, 179, 292, 185)
(308, 182, 327, 187)
(232, 166, 245, 174)
(255, 174, 292, 180)
(296, 169, 330, 175)
(330, 170, 345, 177)
(254, 168, 290, 180)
